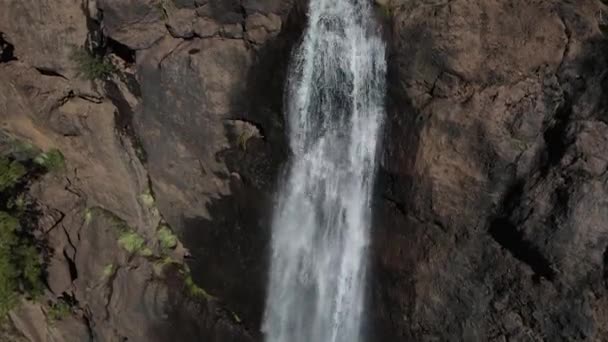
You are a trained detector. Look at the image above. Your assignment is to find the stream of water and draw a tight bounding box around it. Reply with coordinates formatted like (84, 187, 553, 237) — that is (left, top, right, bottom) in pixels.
(263, 0, 386, 341)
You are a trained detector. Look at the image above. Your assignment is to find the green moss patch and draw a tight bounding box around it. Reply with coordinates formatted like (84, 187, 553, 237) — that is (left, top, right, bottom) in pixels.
(157, 225, 178, 250)
(118, 230, 152, 257)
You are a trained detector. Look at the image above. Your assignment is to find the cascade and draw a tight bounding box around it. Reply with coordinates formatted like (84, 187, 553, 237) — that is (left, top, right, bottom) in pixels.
(263, 0, 386, 341)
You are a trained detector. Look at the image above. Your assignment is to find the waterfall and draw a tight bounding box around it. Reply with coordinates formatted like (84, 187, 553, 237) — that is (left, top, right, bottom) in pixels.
(263, 0, 386, 341)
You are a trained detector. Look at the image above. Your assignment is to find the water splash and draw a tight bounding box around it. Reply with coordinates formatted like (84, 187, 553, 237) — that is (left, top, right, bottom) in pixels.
(263, 0, 386, 341)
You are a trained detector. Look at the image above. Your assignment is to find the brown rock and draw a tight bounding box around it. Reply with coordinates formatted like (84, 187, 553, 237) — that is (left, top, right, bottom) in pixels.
(221, 23, 245, 39)
(166, 8, 198, 38)
(194, 18, 221, 37)
(97, 0, 166, 49)
(0, 0, 88, 77)
(245, 13, 282, 44)
(373, 0, 608, 340)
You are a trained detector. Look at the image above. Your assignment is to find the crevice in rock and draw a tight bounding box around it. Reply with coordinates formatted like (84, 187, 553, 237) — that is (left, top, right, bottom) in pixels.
(77, 93, 104, 104)
(103, 266, 118, 320)
(0, 33, 17, 63)
(106, 37, 136, 65)
(541, 94, 573, 176)
(550, 178, 572, 226)
(81, 1, 104, 53)
(82, 311, 96, 341)
(34, 67, 68, 79)
(63, 249, 79, 282)
(158, 40, 188, 68)
(489, 218, 556, 282)
(488, 180, 556, 282)
(382, 195, 407, 218)
(556, 13, 572, 76)
(104, 81, 147, 163)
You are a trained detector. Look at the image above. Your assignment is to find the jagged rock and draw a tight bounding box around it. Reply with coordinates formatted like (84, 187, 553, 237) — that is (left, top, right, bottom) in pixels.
(245, 13, 282, 44)
(97, 0, 167, 49)
(372, 0, 608, 340)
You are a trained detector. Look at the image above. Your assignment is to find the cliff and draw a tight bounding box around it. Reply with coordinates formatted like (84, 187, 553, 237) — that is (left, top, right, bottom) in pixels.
(1, 0, 607, 341)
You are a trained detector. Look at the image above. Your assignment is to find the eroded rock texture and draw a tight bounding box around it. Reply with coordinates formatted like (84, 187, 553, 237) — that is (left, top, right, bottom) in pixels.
(0, 0, 304, 340)
(372, 0, 608, 341)
(1, 0, 608, 341)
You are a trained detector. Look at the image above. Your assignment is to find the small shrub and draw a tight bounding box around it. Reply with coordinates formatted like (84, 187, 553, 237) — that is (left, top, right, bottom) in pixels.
(9, 140, 39, 160)
(7, 194, 26, 212)
(0, 157, 26, 192)
(118, 230, 153, 257)
(47, 300, 72, 322)
(71, 48, 116, 80)
(118, 231, 146, 254)
(0, 257, 18, 320)
(157, 225, 178, 250)
(0, 212, 43, 319)
(34, 149, 65, 172)
(0, 143, 48, 319)
(139, 247, 153, 257)
(14, 244, 43, 294)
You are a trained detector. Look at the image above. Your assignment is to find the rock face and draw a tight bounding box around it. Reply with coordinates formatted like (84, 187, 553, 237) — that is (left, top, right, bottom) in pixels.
(1, 0, 608, 341)
(0, 0, 304, 340)
(372, 0, 608, 340)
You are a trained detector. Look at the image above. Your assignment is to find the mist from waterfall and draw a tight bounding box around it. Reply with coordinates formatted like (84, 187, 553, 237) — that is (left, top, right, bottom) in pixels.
(263, 0, 386, 341)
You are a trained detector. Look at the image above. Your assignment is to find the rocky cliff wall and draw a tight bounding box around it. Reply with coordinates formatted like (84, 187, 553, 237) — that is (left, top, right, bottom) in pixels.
(373, 0, 608, 341)
(1, 0, 608, 341)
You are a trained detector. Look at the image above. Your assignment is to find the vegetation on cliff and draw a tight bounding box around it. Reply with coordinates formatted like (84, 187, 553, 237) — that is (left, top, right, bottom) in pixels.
(71, 48, 116, 81)
(0, 155, 44, 319)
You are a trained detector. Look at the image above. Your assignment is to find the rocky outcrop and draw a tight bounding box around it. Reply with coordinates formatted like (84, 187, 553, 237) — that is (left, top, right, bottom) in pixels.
(0, 0, 304, 340)
(372, 0, 608, 340)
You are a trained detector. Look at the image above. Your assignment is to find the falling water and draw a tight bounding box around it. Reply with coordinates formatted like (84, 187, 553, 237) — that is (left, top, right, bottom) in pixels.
(263, 0, 386, 341)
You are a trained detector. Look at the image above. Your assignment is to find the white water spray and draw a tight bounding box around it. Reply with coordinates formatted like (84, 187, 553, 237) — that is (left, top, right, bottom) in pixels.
(263, 0, 386, 341)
